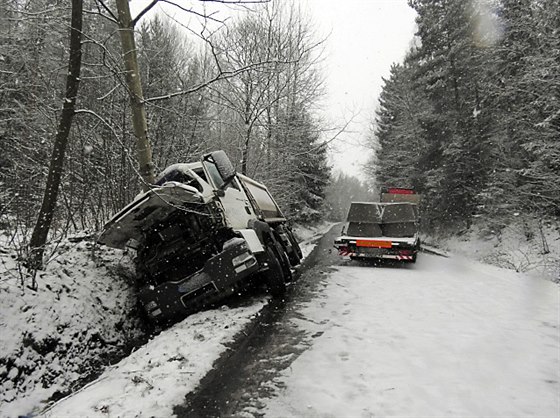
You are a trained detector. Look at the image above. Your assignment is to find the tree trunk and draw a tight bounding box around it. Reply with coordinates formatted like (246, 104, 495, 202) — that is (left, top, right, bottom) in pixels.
(115, 0, 155, 189)
(241, 121, 251, 175)
(28, 0, 83, 272)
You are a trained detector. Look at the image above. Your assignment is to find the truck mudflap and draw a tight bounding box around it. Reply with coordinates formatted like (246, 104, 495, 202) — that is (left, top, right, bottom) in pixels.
(138, 238, 260, 322)
(334, 237, 419, 262)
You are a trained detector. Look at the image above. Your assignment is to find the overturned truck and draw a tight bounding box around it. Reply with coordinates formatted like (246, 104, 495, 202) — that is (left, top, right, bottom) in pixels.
(334, 189, 420, 262)
(98, 151, 302, 324)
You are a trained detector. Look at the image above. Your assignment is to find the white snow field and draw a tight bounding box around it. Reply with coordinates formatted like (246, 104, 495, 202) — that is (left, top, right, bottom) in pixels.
(261, 253, 559, 418)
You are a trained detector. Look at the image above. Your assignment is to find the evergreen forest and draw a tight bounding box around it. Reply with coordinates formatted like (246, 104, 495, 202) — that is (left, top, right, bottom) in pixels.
(370, 0, 559, 232)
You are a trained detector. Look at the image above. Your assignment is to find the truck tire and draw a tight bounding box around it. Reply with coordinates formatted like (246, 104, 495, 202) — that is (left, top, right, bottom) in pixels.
(272, 238, 293, 282)
(286, 230, 303, 266)
(265, 246, 286, 296)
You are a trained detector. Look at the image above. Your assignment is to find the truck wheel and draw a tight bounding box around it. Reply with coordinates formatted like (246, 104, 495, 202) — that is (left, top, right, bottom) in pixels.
(265, 247, 286, 296)
(286, 230, 303, 266)
(275, 241, 293, 282)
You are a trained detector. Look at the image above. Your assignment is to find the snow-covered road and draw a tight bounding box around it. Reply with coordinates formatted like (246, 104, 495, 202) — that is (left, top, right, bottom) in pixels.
(36, 223, 559, 418)
(261, 253, 560, 417)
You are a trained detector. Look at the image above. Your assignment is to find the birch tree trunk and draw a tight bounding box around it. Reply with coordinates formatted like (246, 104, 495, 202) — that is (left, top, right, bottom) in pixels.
(115, 0, 155, 189)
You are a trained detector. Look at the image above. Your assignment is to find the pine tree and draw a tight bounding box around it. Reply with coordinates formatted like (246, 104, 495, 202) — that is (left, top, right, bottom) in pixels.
(409, 0, 494, 228)
(372, 60, 433, 192)
(372, 0, 560, 232)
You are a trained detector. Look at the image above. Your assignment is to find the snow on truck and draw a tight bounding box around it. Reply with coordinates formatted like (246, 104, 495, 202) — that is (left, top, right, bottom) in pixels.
(98, 150, 302, 324)
(334, 188, 421, 262)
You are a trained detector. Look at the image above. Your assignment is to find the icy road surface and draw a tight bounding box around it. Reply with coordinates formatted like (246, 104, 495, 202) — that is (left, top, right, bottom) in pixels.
(260, 253, 560, 418)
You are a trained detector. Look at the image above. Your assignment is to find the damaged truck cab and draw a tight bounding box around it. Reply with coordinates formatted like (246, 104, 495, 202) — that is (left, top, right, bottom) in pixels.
(98, 151, 302, 324)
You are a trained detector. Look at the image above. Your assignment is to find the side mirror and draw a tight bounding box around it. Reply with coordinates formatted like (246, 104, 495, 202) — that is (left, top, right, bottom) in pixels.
(206, 150, 236, 184)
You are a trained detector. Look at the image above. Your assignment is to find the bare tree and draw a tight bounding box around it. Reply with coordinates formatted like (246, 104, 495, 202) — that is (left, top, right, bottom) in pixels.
(114, 0, 155, 188)
(28, 0, 83, 273)
(207, 1, 325, 176)
(98, 0, 270, 185)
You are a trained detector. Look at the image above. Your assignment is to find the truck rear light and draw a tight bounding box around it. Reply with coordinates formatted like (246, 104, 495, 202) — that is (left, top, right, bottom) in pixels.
(232, 252, 253, 267)
(150, 308, 162, 317)
(385, 187, 415, 194)
(338, 246, 352, 256)
(234, 258, 257, 273)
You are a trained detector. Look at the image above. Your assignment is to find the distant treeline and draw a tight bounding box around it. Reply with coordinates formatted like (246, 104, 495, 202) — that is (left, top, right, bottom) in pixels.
(369, 0, 559, 232)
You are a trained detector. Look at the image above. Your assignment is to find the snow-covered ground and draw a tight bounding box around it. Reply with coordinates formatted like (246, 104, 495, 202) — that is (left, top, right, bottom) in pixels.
(293, 222, 337, 259)
(424, 218, 560, 282)
(1, 221, 558, 417)
(36, 223, 332, 418)
(0, 237, 145, 418)
(261, 253, 560, 417)
(41, 301, 267, 418)
(0, 223, 331, 418)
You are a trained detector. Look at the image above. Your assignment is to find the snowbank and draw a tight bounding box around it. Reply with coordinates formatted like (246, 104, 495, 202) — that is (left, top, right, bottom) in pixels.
(293, 221, 336, 259)
(0, 237, 145, 418)
(423, 218, 560, 282)
(41, 300, 266, 418)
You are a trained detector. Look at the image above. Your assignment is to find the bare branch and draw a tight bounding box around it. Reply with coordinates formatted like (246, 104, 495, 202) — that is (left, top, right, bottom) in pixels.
(144, 59, 292, 103)
(131, 0, 160, 27)
(73, 109, 211, 217)
(94, 0, 118, 23)
(155, 0, 225, 24)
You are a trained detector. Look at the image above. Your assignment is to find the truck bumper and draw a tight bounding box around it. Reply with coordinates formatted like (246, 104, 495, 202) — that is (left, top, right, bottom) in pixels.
(138, 239, 260, 322)
(350, 250, 416, 261)
(334, 237, 418, 262)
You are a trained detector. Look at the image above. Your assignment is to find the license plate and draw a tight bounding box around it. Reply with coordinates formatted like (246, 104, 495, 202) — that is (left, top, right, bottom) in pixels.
(356, 240, 392, 248)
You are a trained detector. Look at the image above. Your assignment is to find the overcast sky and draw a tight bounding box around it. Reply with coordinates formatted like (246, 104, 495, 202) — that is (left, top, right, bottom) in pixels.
(303, 0, 417, 178)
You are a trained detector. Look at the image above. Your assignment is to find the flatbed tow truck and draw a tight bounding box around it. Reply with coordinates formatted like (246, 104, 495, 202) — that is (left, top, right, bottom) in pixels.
(334, 188, 420, 262)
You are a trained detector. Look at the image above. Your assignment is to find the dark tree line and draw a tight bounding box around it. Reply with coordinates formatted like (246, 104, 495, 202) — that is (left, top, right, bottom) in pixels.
(0, 0, 331, 263)
(369, 0, 559, 233)
(324, 172, 374, 221)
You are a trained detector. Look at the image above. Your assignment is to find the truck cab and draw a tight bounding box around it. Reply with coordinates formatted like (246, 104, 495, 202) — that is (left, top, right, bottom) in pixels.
(98, 151, 302, 324)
